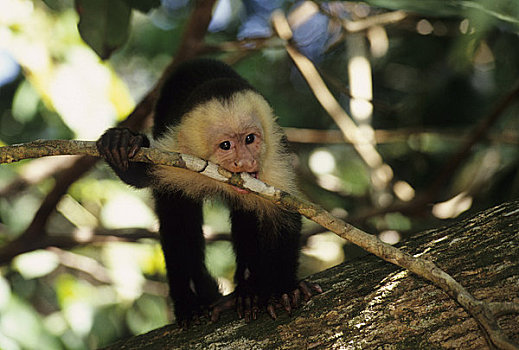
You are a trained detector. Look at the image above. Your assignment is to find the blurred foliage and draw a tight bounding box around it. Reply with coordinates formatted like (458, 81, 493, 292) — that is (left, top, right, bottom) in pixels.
(1, 0, 519, 348)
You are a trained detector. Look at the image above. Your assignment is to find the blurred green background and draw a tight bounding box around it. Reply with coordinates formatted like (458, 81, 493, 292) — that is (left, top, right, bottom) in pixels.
(1, 0, 518, 348)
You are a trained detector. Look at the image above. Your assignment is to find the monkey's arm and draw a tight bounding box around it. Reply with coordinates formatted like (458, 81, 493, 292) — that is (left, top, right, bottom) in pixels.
(96, 128, 152, 188)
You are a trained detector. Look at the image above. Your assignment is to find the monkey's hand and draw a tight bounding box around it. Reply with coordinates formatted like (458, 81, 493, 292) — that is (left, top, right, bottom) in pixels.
(210, 281, 322, 323)
(96, 127, 150, 171)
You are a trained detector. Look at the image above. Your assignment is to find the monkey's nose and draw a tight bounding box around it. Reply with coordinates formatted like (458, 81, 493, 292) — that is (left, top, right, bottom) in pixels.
(232, 159, 257, 173)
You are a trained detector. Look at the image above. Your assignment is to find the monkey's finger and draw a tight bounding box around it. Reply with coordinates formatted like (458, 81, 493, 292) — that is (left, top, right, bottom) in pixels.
(119, 129, 131, 170)
(243, 296, 252, 323)
(96, 138, 108, 161)
(299, 281, 323, 302)
(109, 129, 125, 170)
(210, 307, 220, 323)
(290, 288, 301, 308)
(127, 137, 140, 159)
(210, 295, 234, 323)
(299, 281, 314, 302)
(128, 132, 144, 158)
(251, 295, 259, 320)
(236, 296, 244, 319)
(312, 283, 323, 294)
(98, 132, 116, 166)
(266, 304, 277, 320)
(281, 294, 292, 315)
(95, 138, 104, 154)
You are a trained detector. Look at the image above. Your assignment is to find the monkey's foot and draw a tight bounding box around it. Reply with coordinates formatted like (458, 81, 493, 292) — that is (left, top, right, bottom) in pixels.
(175, 301, 208, 330)
(175, 292, 222, 330)
(265, 281, 323, 320)
(210, 281, 322, 323)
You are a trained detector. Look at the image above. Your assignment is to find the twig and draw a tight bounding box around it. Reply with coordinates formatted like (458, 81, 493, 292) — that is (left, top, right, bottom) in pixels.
(1, 139, 518, 349)
(326, 7, 407, 33)
(270, 10, 403, 193)
(284, 127, 519, 145)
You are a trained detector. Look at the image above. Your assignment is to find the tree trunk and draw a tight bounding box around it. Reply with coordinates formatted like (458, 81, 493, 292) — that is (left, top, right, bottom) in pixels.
(103, 201, 519, 349)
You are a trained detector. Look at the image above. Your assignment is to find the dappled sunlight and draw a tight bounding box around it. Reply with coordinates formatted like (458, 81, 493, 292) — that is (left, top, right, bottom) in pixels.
(416, 19, 434, 35)
(100, 193, 155, 229)
(13, 250, 59, 279)
(371, 163, 394, 189)
(432, 192, 473, 219)
(309, 148, 336, 175)
(63, 302, 94, 337)
(366, 25, 389, 58)
(309, 148, 347, 193)
(393, 180, 416, 202)
(378, 230, 401, 245)
(102, 243, 146, 301)
(0, 0, 134, 139)
(348, 55, 373, 121)
(49, 49, 120, 138)
(303, 232, 347, 269)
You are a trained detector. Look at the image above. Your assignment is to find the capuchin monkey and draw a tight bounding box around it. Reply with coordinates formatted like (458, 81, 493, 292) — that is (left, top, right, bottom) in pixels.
(97, 59, 321, 328)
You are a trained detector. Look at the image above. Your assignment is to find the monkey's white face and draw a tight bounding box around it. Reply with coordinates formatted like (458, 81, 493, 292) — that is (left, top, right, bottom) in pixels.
(209, 123, 262, 193)
(209, 119, 262, 171)
(152, 90, 298, 200)
(173, 91, 267, 175)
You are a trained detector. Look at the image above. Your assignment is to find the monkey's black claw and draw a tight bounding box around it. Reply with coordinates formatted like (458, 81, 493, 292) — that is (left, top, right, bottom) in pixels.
(267, 304, 277, 320)
(297, 280, 323, 302)
(281, 294, 292, 315)
(210, 293, 235, 323)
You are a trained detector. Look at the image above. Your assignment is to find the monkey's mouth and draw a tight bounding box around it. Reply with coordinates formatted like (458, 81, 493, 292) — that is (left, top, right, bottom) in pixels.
(231, 172, 258, 194)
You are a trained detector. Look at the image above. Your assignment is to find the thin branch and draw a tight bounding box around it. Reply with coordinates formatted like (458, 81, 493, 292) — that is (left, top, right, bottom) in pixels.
(1, 139, 518, 349)
(328, 8, 407, 33)
(284, 127, 519, 145)
(0, 226, 157, 265)
(271, 10, 403, 193)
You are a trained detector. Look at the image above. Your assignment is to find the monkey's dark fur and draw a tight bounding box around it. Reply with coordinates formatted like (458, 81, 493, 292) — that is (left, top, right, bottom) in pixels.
(97, 59, 309, 327)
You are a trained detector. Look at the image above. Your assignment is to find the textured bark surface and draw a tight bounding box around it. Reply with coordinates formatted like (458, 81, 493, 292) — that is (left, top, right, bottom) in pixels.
(102, 200, 519, 350)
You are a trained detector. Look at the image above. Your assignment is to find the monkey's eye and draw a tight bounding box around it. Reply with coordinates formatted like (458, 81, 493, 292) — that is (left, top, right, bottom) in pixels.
(219, 141, 231, 150)
(245, 134, 255, 144)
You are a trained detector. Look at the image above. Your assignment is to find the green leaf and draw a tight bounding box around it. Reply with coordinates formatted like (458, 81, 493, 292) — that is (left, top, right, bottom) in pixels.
(75, 0, 132, 59)
(41, 0, 71, 11)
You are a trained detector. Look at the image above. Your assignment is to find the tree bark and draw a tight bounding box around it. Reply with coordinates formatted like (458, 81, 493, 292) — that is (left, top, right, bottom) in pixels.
(102, 200, 519, 350)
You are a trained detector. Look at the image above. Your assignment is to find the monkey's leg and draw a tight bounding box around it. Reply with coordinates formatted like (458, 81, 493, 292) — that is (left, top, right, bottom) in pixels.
(229, 209, 303, 321)
(154, 190, 221, 328)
